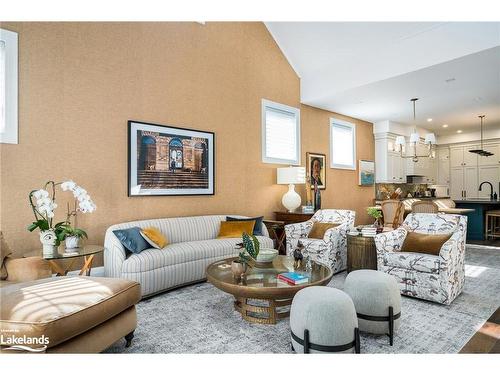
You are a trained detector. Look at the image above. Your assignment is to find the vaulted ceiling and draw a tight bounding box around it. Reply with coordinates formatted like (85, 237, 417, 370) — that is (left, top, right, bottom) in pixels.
(265, 22, 500, 135)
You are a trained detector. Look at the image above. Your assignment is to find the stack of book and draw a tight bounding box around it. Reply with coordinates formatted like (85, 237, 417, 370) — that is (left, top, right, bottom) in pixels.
(277, 272, 309, 285)
(361, 226, 377, 237)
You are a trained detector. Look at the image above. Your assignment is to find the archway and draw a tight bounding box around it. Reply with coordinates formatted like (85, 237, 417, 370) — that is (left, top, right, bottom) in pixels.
(139, 135, 156, 170)
(169, 138, 183, 170)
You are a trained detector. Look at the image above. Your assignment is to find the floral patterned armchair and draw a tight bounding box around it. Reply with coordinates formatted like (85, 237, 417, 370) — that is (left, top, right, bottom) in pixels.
(285, 209, 356, 273)
(374, 213, 467, 305)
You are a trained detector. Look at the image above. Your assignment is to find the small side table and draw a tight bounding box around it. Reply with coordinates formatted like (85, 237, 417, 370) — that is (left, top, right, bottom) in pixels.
(25, 245, 104, 276)
(274, 211, 314, 225)
(263, 220, 286, 255)
(346, 234, 378, 273)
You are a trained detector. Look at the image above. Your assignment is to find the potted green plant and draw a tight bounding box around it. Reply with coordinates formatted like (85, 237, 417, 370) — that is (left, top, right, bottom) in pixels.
(232, 232, 260, 279)
(366, 207, 383, 230)
(61, 226, 88, 249)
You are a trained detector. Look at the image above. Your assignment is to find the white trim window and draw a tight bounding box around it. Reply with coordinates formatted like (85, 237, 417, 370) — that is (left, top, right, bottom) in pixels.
(261, 99, 300, 165)
(0, 28, 18, 144)
(330, 118, 356, 170)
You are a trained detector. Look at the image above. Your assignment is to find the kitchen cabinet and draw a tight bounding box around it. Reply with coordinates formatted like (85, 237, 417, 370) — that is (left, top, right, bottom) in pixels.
(478, 165, 500, 199)
(450, 166, 478, 199)
(437, 147, 450, 185)
(478, 144, 500, 166)
(388, 152, 406, 182)
(450, 144, 479, 168)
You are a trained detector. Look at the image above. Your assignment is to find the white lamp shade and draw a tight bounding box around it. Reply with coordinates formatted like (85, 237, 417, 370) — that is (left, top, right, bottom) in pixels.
(409, 132, 420, 143)
(277, 167, 306, 185)
(424, 133, 436, 145)
(395, 136, 406, 146)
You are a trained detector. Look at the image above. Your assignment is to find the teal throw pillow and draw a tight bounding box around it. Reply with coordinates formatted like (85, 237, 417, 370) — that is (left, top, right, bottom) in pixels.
(113, 227, 150, 254)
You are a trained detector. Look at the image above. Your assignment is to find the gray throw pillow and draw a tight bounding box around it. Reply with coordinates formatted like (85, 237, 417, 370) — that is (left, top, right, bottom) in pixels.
(113, 227, 150, 254)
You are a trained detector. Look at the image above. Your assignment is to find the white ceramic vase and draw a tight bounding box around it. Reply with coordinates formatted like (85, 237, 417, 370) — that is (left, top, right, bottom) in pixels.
(65, 236, 80, 250)
(282, 184, 301, 212)
(40, 229, 58, 257)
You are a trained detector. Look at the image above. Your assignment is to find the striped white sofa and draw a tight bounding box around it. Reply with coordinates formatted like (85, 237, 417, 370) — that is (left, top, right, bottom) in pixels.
(104, 215, 273, 297)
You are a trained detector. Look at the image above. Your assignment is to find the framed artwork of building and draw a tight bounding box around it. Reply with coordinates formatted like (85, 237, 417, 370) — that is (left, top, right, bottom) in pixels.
(128, 120, 215, 196)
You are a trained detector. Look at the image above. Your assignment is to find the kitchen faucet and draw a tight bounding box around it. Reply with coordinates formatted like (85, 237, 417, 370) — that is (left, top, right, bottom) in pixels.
(479, 181, 494, 200)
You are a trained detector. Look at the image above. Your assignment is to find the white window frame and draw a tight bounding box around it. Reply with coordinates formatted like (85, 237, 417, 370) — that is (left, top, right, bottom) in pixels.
(261, 99, 300, 165)
(0, 28, 18, 144)
(330, 118, 356, 170)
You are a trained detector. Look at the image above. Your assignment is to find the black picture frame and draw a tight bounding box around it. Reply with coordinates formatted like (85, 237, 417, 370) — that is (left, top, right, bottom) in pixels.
(127, 120, 215, 196)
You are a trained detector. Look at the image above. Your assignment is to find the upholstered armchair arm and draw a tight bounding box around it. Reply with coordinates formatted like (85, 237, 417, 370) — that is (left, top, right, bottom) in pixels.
(323, 223, 349, 243)
(5, 256, 52, 282)
(284, 220, 314, 240)
(438, 230, 464, 262)
(374, 227, 407, 254)
(104, 229, 127, 278)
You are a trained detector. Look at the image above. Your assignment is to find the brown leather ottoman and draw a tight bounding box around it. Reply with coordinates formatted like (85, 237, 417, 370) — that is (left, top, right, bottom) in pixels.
(0, 276, 141, 353)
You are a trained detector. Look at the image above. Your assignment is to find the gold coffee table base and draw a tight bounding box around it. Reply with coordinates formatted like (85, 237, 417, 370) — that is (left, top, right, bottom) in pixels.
(234, 297, 293, 324)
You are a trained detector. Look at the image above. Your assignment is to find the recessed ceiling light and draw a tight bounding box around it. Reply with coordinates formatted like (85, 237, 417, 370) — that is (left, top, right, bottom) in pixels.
(427, 118, 433, 122)
(457, 130, 463, 133)
(442, 124, 449, 128)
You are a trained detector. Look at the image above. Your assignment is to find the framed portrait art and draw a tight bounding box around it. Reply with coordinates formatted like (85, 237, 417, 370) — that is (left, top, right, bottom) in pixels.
(128, 120, 215, 196)
(306, 152, 326, 190)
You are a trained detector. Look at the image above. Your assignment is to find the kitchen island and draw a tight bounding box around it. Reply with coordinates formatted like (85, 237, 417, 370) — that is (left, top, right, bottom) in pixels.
(454, 199, 500, 240)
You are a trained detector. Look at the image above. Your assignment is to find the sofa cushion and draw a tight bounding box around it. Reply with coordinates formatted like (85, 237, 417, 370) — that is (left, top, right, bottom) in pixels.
(113, 227, 150, 254)
(401, 231, 452, 256)
(308, 222, 339, 239)
(217, 220, 255, 239)
(383, 252, 441, 274)
(0, 276, 141, 348)
(121, 236, 273, 273)
(226, 216, 264, 236)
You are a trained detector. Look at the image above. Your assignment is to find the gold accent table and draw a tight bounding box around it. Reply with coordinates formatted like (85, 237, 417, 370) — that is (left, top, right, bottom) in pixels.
(25, 245, 104, 276)
(346, 234, 378, 273)
(206, 256, 333, 324)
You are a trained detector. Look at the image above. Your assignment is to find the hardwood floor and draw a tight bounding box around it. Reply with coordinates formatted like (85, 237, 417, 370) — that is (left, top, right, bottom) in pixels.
(460, 307, 500, 353)
(467, 239, 500, 247)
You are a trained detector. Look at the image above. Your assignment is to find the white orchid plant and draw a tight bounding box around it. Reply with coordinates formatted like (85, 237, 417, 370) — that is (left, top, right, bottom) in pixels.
(27, 180, 96, 245)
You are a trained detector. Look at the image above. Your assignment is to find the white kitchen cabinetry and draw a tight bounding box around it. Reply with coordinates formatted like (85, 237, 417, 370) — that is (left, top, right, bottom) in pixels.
(375, 135, 406, 183)
(388, 152, 406, 182)
(450, 166, 478, 199)
(478, 144, 500, 166)
(478, 165, 500, 199)
(450, 144, 479, 168)
(437, 147, 450, 185)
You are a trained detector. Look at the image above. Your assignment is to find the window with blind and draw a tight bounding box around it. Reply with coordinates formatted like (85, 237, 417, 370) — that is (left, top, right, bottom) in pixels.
(330, 118, 356, 170)
(0, 28, 18, 144)
(261, 99, 300, 165)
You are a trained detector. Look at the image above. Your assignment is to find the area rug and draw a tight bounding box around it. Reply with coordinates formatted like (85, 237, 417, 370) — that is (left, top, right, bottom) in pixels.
(105, 245, 500, 353)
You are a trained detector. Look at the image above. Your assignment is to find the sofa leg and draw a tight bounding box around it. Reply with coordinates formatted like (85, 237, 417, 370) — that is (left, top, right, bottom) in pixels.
(125, 331, 135, 348)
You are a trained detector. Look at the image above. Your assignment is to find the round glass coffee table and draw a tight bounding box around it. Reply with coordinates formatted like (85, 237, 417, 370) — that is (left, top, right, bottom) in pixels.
(206, 255, 333, 324)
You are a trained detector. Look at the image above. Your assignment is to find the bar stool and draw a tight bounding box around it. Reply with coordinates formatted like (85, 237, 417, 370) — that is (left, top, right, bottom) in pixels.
(485, 210, 500, 240)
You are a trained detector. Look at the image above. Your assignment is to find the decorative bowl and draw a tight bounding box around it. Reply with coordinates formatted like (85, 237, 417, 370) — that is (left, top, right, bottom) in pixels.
(255, 248, 279, 263)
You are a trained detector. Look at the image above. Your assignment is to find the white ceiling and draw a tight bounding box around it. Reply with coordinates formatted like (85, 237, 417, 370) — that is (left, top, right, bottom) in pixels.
(265, 22, 500, 135)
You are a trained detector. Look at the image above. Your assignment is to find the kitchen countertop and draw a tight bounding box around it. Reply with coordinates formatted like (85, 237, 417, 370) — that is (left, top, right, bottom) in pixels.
(454, 199, 500, 204)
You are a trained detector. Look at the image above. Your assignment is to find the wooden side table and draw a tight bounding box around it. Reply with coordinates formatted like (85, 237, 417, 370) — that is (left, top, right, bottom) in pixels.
(263, 220, 286, 255)
(346, 234, 378, 273)
(274, 211, 314, 225)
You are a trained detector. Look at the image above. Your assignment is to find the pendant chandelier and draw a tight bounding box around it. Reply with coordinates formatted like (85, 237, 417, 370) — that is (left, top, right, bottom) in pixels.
(394, 98, 436, 162)
(469, 115, 493, 156)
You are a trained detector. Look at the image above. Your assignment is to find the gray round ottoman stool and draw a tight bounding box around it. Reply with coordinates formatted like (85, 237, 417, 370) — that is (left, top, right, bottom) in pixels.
(290, 286, 360, 353)
(343, 270, 401, 346)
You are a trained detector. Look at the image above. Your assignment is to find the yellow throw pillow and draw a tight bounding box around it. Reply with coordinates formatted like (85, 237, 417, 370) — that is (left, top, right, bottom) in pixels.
(140, 227, 168, 249)
(308, 222, 340, 239)
(217, 220, 256, 239)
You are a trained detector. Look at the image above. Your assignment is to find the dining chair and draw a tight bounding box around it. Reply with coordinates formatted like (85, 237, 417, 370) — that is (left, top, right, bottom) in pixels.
(381, 200, 404, 229)
(411, 200, 439, 213)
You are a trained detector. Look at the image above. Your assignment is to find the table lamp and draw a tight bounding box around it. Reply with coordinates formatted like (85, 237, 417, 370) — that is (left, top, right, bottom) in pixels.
(277, 167, 306, 212)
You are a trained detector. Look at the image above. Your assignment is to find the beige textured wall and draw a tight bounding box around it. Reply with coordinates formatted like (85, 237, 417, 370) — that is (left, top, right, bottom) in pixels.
(0, 22, 374, 262)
